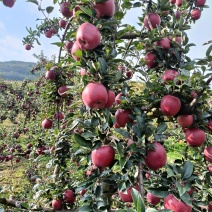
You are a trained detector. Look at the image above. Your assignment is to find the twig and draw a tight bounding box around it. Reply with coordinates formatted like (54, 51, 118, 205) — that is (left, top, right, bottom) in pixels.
(138, 162, 144, 199)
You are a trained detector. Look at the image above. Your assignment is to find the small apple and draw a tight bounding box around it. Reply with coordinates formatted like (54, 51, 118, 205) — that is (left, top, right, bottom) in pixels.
(104, 90, 115, 108)
(185, 128, 206, 147)
(208, 202, 212, 211)
(115, 93, 124, 105)
(76, 22, 101, 50)
(144, 13, 161, 30)
(45, 30, 53, 38)
(144, 142, 167, 170)
(80, 189, 86, 196)
(175, 10, 181, 19)
(25, 44, 31, 50)
(3, 0, 15, 8)
(92, 145, 115, 167)
(65, 41, 74, 53)
(176, 0, 183, 7)
(58, 85, 68, 97)
(208, 120, 212, 131)
(162, 69, 179, 84)
(126, 70, 133, 78)
(191, 9, 201, 20)
(160, 95, 181, 116)
(63, 190, 75, 203)
(147, 192, 160, 205)
(115, 109, 132, 127)
(145, 52, 157, 69)
(52, 199, 62, 210)
(156, 38, 170, 50)
(59, 19, 67, 29)
(60, 2, 73, 18)
(80, 68, 87, 76)
(119, 184, 140, 202)
(204, 146, 212, 163)
(53, 112, 65, 120)
(196, 0, 206, 7)
(169, 0, 176, 4)
(177, 115, 193, 128)
(45, 70, 56, 80)
(82, 82, 108, 109)
(41, 119, 53, 129)
(94, 0, 115, 18)
(145, 173, 151, 179)
(71, 41, 82, 61)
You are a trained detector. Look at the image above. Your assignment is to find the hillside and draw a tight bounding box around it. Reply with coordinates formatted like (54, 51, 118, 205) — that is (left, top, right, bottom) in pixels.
(0, 61, 38, 81)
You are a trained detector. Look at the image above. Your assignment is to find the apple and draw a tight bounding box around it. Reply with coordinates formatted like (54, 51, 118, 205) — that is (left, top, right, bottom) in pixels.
(162, 69, 179, 83)
(145, 52, 157, 69)
(58, 85, 68, 97)
(76, 22, 101, 50)
(50, 27, 58, 35)
(126, 70, 133, 78)
(208, 165, 212, 174)
(27, 143, 32, 149)
(164, 194, 192, 212)
(185, 128, 206, 147)
(91, 145, 115, 167)
(113, 123, 120, 128)
(177, 115, 193, 128)
(208, 120, 212, 131)
(60, 2, 73, 18)
(145, 173, 151, 179)
(119, 184, 140, 202)
(196, 0, 206, 7)
(59, 19, 67, 29)
(162, 11, 169, 16)
(191, 9, 201, 20)
(204, 146, 212, 163)
(176, 0, 183, 7)
(144, 142, 167, 170)
(115, 109, 132, 127)
(53, 112, 65, 120)
(16, 158, 20, 163)
(45, 70, 56, 80)
(80, 68, 87, 76)
(52, 199, 62, 210)
(208, 202, 212, 211)
(147, 192, 161, 205)
(160, 95, 181, 116)
(3, 0, 15, 7)
(94, 0, 115, 18)
(41, 119, 53, 129)
(156, 38, 170, 50)
(25, 44, 31, 50)
(73, 5, 81, 16)
(104, 90, 115, 108)
(63, 190, 75, 203)
(80, 189, 86, 196)
(169, 0, 176, 4)
(175, 10, 181, 19)
(144, 13, 161, 30)
(82, 82, 108, 109)
(45, 30, 53, 38)
(71, 41, 82, 61)
(115, 92, 124, 105)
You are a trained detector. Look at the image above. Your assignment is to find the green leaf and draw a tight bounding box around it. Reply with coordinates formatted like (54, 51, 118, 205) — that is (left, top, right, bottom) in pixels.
(156, 123, 167, 134)
(95, 185, 102, 198)
(115, 128, 131, 138)
(21, 203, 30, 209)
(176, 181, 187, 197)
(51, 42, 64, 47)
(181, 161, 193, 180)
(181, 192, 192, 206)
(206, 44, 212, 57)
(80, 6, 93, 17)
(26, 0, 38, 5)
(119, 157, 127, 168)
(79, 205, 93, 212)
(131, 188, 145, 212)
(147, 188, 169, 198)
(74, 134, 92, 148)
(46, 6, 54, 14)
(98, 57, 107, 75)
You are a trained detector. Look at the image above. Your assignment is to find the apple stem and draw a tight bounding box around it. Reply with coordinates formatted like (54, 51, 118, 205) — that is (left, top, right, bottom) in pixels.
(138, 162, 144, 199)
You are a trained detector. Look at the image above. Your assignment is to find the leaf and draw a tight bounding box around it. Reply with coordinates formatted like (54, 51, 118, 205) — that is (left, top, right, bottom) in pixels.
(79, 205, 93, 212)
(95, 185, 102, 198)
(206, 44, 212, 57)
(26, 0, 38, 5)
(181, 192, 192, 206)
(46, 6, 54, 14)
(74, 134, 92, 148)
(98, 57, 107, 75)
(181, 161, 193, 180)
(147, 188, 169, 198)
(115, 128, 131, 138)
(176, 181, 187, 197)
(156, 123, 167, 134)
(131, 188, 145, 212)
(20, 203, 30, 209)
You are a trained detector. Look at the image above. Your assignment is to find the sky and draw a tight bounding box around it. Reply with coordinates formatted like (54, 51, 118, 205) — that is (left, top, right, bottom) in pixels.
(0, 1, 211, 63)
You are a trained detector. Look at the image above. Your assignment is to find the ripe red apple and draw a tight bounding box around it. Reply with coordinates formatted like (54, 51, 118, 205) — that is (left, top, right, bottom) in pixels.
(76, 23, 101, 50)
(162, 69, 179, 84)
(164, 194, 192, 212)
(196, 0, 206, 7)
(53, 112, 65, 120)
(52, 199, 62, 210)
(65, 41, 74, 53)
(113, 123, 120, 128)
(91, 145, 115, 167)
(104, 90, 115, 108)
(204, 146, 212, 163)
(41, 119, 53, 129)
(63, 190, 75, 203)
(147, 192, 161, 205)
(175, 10, 181, 19)
(144, 13, 161, 30)
(3, 0, 15, 7)
(59, 19, 67, 29)
(80, 189, 86, 196)
(94, 0, 115, 18)
(50, 27, 58, 35)
(144, 142, 167, 170)
(58, 85, 68, 97)
(177, 115, 193, 128)
(119, 184, 140, 202)
(71, 41, 82, 61)
(191, 9, 201, 20)
(45, 70, 56, 80)
(208, 120, 212, 131)
(82, 82, 108, 109)
(156, 38, 170, 50)
(60, 2, 73, 18)
(208, 202, 212, 211)
(115, 93, 124, 105)
(80, 68, 87, 76)
(176, 0, 183, 6)
(45, 30, 53, 38)
(160, 95, 181, 116)
(115, 109, 132, 127)
(25, 44, 31, 50)
(126, 70, 133, 78)
(185, 128, 206, 147)
(169, 0, 176, 4)
(145, 52, 157, 69)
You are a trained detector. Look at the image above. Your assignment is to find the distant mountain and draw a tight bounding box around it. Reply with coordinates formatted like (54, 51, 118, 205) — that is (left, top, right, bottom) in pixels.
(0, 61, 38, 81)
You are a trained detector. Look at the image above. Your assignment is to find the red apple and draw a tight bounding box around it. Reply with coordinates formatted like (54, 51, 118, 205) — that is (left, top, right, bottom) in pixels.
(53, 112, 65, 120)
(25, 44, 31, 50)
(177, 115, 193, 128)
(91, 145, 115, 167)
(73, 5, 81, 16)
(115, 109, 132, 127)
(76, 22, 101, 50)
(45, 70, 56, 80)
(41, 119, 53, 129)
(45, 30, 53, 38)
(94, 0, 115, 18)
(147, 192, 161, 205)
(126, 70, 133, 78)
(65, 41, 74, 53)
(63, 190, 75, 203)
(156, 38, 170, 50)
(3, 0, 15, 7)
(52, 199, 62, 210)
(160, 95, 181, 116)
(80, 189, 86, 196)
(144, 13, 161, 30)
(145, 173, 151, 179)
(208, 202, 212, 211)
(176, 0, 183, 7)
(185, 128, 206, 147)
(191, 9, 201, 20)
(58, 85, 68, 97)
(80, 68, 87, 76)
(169, 0, 176, 4)
(82, 82, 108, 109)
(119, 184, 140, 202)
(104, 90, 115, 108)
(208, 120, 212, 131)
(115, 93, 124, 105)
(71, 41, 82, 61)
(60, 2, 73, 18)
(162, 69, 179, 83)
(59, 19, 67, 29)
(144, 142, 167, 170)
(113, 123, 120, 128)
(164, 194, 192, 212)
(208, 165, 212, 174)
(175, 10, 181, 19)
(204, 146, 212, 163)
(196, 0, 206, 7)
(145, 52, 157, 69)
(50, 27, 58, 35)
